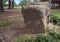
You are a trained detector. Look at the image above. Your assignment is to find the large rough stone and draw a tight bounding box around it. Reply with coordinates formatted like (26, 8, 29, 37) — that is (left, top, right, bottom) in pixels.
(22, 2, 50, 34)
(0, 39, 2, 42)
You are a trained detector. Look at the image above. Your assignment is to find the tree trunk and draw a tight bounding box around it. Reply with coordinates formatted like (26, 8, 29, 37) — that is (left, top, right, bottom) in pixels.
(59, 3, 60, 8)
(48, 0, 51, 23)
(0, 0, 4, 12)
(12, 0, 14, 8)
(41, 0, 48, 2)
(8, 0, 12, 9)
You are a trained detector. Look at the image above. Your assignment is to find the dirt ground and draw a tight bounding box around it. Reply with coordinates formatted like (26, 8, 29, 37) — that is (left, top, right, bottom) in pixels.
(0, 8, 24, 31)
(0, 8, 31, 42)
(0, 8, 44, 42)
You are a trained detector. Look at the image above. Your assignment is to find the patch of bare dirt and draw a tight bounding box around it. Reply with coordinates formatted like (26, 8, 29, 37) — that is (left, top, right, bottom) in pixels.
(0, 8, 25, 42)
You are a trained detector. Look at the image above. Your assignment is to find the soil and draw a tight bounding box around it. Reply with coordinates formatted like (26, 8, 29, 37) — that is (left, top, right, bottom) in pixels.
(0, 8, 25, 42)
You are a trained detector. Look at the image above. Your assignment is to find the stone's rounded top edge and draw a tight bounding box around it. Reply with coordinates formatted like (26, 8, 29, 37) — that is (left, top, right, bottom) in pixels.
(29, 2, 49, 5)
(22, 2, 50, 10)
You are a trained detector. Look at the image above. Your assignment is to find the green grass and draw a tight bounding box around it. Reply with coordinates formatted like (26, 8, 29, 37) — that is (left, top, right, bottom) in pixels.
(50, 9, 60, 25)
(16, 31, 60, 42)
(0, 21, 14, 27)
(52, 10, 60, 19)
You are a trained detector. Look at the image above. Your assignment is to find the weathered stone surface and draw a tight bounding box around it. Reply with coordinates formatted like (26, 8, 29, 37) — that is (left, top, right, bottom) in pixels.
(22, 2, 50, 34)
(0, 39, 2, 42)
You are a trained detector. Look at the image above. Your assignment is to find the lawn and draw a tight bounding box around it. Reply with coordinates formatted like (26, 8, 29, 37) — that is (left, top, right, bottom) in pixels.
(52, 9, 60, 19)
(50, 9, 60, 25)
(16, 31, 60, 42)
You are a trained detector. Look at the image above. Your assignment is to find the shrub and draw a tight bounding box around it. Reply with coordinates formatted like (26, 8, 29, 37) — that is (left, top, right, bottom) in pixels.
(16, 31, 60, 42)
(50, 14, 60, 25)
(35, 31, 60, 42)
(35, 34, 46, 42)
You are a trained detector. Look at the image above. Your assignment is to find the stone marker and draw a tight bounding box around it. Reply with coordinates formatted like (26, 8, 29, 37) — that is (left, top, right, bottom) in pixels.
(22, 2, 50, 34)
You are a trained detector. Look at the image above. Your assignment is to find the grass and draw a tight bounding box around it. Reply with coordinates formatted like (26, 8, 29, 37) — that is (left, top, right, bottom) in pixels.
(16, 31, 60, 42)
(50, 9, 60, 25)
(0, 21, 15, 27)
(15, 35, 37, 42)
(52, 9, 60, 19)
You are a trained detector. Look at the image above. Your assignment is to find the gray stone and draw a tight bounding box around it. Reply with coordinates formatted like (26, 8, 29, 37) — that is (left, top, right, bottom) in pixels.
(0, 39, 2, 42)
(22, 2, 50, 34)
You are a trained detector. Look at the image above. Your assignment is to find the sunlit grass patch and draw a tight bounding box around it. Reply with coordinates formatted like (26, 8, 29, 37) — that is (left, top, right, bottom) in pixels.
(52, 9, 60, 19)
(51, 9, 60, 25)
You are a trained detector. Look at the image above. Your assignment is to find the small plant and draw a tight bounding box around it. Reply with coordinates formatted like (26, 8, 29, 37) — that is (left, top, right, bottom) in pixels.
(35, 34, 46, 42)
(25, 37, 34, 42)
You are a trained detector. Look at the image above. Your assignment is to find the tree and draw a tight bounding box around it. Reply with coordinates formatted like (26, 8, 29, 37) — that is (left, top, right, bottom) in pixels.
(3, 0, 7, 4)
(3, 0, 8, 7)
(12, 0, 14, 8)
(20, 0, 31, 6)
(34, 0, 39, 2)
(59, 3, 60, 8)
(8, 0, 14, 9)
(48, 0, 51, 22)
(0, 0, 4, 12)
(8, 0, 12, 9)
